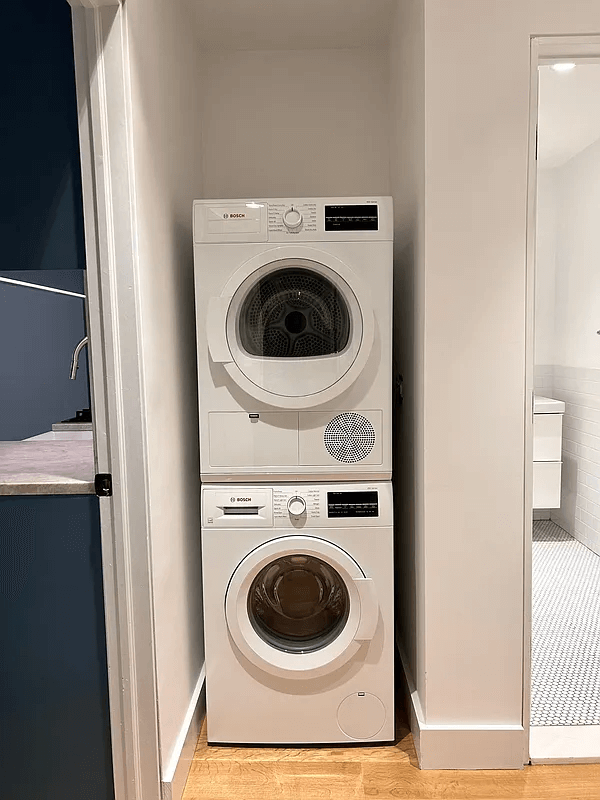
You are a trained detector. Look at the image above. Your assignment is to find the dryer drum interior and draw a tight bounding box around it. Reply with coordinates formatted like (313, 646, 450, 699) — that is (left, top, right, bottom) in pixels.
(247, 554, 350, 653)
(238, 267, 351, 358)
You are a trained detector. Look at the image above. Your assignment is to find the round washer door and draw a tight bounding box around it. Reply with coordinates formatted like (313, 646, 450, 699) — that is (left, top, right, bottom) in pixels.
(206, 247, 374, 409)
(225, 536, 379, 680)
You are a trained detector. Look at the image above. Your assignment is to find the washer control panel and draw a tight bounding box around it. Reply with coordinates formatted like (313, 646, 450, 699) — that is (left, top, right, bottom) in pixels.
(327, 490, 379, 517)
(287, 496, 307, 516)
(282, 207, 304, 230)
(202, 483, 392, 528)
(274, 487, 319, 519)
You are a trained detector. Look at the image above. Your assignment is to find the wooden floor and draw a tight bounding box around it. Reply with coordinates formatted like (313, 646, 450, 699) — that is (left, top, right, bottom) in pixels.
(182, 711, 600, 800)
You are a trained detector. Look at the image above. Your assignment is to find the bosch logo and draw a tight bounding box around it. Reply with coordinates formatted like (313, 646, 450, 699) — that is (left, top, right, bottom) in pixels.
(230, 213, 246, 218)
(236, 498, 252, 502)
(223, 213, 229, 219)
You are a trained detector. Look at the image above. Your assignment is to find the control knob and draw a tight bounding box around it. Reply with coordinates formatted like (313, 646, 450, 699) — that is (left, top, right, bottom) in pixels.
(287, 496, 306, 516)
(282, 206, 303, 230)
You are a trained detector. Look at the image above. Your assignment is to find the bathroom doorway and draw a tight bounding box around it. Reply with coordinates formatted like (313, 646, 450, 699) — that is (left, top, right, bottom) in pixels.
(529, 43, 600, 763)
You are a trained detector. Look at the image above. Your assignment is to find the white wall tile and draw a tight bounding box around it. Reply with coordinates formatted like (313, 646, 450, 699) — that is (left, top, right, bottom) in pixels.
(550, 366, 600, 553)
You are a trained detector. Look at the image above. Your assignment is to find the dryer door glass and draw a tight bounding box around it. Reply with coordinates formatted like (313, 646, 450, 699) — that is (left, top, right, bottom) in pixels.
(238, 267, 351, 358)
(223, 256, 370, 404)
(248, 554, 350, 653)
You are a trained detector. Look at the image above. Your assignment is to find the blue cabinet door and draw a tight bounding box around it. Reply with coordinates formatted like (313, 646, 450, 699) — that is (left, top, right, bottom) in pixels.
(0, 495, 114, 800)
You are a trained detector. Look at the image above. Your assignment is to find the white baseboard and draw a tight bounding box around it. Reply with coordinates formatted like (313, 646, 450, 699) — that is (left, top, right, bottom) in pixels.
(161, 666, 206, 800)
(397, 642, 526, 769)
(415, 724, 526, 770)
(396, 638, 423, 765)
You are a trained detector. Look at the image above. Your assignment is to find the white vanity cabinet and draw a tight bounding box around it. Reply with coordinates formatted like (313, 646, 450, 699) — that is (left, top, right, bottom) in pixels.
(533, 396, 565, 509)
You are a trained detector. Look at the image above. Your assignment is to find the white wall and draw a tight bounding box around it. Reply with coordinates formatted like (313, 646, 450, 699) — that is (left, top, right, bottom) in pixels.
(534, 168, 558, 368)
(388, 0, 426, 723)
(125, 0, 205, 779)
(553, 137, 600, 370)
(186, 0, 395, 52)
(399, 0, 600, 769)
(553, 140, 600, 556)
(535, 137, 600, 554)
(199, 48, 391, 199)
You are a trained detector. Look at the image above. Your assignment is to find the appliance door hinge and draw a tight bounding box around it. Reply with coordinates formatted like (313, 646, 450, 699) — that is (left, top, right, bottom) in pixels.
(95, 473, 113, 497)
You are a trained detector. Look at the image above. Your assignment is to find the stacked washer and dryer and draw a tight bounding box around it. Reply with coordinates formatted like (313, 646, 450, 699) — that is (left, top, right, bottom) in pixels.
(193, 197, 394, 745)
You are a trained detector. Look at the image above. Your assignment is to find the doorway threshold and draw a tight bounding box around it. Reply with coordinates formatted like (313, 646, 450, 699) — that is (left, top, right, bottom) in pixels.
(530, 725, 600, 764)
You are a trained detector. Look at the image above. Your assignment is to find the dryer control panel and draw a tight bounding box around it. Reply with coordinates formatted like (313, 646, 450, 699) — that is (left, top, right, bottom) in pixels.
(202, 482, 393, 528)
(193, 197, 393, 243)
(268, 202, 318, 234)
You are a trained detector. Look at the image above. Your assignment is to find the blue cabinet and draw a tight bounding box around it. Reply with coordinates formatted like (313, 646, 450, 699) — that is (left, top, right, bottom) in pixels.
(0, 495, 114, 799)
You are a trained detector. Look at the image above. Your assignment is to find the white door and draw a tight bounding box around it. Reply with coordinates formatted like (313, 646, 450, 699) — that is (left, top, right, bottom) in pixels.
(225, 535, 379, 679)
(207, 246, 375, 408)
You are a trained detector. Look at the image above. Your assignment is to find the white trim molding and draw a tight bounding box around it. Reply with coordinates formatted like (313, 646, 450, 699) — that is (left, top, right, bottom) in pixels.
(399, 645, 524, 770)
(521, 33, 540, 769)
(161, 668, 206, 800)
(536, 35, 600, 62)
(524, 34, 600, 768)
(70, 4, 161, 800)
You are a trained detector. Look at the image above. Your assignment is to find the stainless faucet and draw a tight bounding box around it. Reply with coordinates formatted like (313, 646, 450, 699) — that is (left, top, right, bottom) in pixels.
(70, 336, 89, 380)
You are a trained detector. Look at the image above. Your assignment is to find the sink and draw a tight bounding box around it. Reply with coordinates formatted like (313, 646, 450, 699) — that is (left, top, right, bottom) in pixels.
(23, 430, 93, 441)
(534, 395, 565, 414)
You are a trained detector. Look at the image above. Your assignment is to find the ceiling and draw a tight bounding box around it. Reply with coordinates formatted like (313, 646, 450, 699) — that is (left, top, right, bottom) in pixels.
(182, 0, 396, 51)
(538, 64, 600, 169)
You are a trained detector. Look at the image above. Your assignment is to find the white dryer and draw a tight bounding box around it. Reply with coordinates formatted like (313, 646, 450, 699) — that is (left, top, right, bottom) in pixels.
(193, 197, 393, 482)
(201, 482, 394, 745)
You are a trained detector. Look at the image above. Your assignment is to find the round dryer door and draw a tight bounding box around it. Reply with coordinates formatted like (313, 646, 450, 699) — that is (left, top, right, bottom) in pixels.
(206, 247, 374, 409)
(225, 536, 379, 679)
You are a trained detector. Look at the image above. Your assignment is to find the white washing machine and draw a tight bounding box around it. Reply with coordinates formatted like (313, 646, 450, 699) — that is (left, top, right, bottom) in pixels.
(193, 197, 393, 482)
(201, 481, 394, 745)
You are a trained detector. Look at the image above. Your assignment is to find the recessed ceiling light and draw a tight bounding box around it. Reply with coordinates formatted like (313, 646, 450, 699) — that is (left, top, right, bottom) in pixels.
(551, 63, 576, 72)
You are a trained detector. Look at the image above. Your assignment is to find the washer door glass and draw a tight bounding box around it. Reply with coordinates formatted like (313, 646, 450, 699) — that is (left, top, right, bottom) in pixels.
(238, 267, 351, 359)
(248, 554, 350, 653)
(225, 535, 379, 678)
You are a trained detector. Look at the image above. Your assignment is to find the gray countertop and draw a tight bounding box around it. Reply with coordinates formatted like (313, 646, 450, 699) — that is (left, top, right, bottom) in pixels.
(0, 440, 95, 495)
(52, 422, 93, 431)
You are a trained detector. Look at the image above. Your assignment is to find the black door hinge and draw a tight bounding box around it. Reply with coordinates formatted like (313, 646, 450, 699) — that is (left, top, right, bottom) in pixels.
(95, 473, 113, 497)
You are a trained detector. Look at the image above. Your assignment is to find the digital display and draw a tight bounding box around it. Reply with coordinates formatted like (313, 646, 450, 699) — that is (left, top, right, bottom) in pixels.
(327, 491, 379, 518)
(325, 204, 378, 232)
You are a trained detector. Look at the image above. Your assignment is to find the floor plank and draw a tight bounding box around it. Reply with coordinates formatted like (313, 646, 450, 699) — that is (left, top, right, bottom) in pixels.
(190, 717, 415, 765)
(186, 761, 363, 800)
(182, 714, 600, 800)
(362, 762, 600, 799)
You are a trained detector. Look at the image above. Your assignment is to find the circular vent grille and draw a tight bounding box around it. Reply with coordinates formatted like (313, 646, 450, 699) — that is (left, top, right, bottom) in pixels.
(324, 413, 376, 463)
